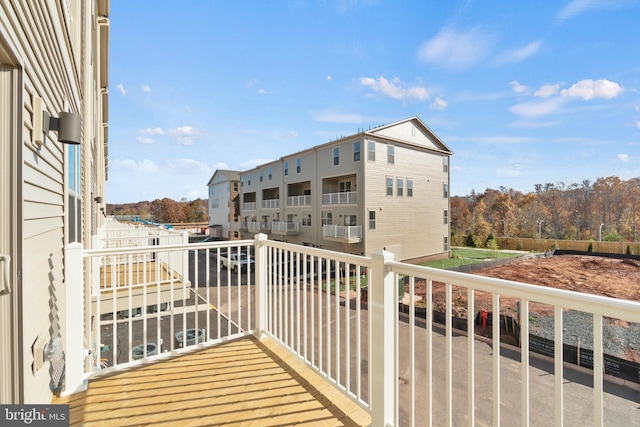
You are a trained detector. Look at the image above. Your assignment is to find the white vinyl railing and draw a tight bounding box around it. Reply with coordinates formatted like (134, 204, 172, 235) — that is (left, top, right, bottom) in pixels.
(64, 231, 640, 426)
(261, 198, 280, 209)
(270, 221, 299, 234)
(287, 194, 312, 206)
(323, 224, 362, 241)
(242, 202, 257, 211)
(322, 191, 357, 204)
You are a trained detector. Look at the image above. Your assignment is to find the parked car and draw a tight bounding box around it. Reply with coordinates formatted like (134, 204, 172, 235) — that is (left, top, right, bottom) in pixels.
(220, 252, 254, 273)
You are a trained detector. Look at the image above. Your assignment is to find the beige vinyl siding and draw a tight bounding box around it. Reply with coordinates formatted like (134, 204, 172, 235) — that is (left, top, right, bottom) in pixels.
(1, 0, 106, 404)
(363, 138, 449, 260)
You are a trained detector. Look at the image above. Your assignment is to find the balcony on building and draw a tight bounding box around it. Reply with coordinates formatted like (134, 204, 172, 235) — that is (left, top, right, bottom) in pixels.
(52, 219, 640, 426)
(322, 174, 357, 205)
(242, 192, 257, 211)
(261, 187, 280, 209)
(287, 181, 312, 206)
(322, 223, 362, 243)
(271, 221, 300, 235)
(247, 220, 271, 233)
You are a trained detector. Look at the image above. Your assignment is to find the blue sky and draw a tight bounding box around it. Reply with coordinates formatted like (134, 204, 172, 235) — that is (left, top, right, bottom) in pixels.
(107, 0, 640, 203)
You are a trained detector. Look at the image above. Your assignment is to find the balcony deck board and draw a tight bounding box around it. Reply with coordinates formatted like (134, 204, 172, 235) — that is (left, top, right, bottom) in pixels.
(54, 335, 370, 426)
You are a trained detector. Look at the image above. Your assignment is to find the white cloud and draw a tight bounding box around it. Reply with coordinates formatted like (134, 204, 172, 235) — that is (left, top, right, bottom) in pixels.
(560, 79, 624, 100)
(495, 164, 523, 178)
(116, 83, 126, 96)
(139, 127, 164, 136)
(636, 121, 640, 129)
(240, 158, 275, 169)
(509, 81, 530, 95)
(509, 97, 567, 118)
(167, 126, 203, 146)
(246, 78, 259, 88)
(165, 158, 211, 175)
(326, 75, 333, 81)
(430, 97, 448, 110)
(359, 76, 429, 101)
(417, 26, 494, 71)
(534, 84, 561, 98)
(136, 136, 154, 144)
(213, 162, 230, 170)
(141, 85, 151, 92)
(617, 153, 630, 162)
(111, 159, 158, 173)
(496, 41, 542, 64)
(257, 88, 268, 94)
(556, 0, 638, 22)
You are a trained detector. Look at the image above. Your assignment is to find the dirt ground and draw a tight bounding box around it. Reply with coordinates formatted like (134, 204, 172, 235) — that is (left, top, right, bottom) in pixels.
(414, 255, 640, 319)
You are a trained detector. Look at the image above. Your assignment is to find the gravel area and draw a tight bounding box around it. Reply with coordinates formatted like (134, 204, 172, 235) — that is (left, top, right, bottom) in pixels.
(529, 310, 640, 362)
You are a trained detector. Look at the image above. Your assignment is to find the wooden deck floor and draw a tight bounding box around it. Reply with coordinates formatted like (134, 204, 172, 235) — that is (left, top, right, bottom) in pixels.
(53, 335, 371, 426)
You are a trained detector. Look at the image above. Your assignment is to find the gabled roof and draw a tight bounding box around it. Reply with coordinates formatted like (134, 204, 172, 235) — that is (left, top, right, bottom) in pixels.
(365, 116, 453, 155)
(207, 169, 241, 187)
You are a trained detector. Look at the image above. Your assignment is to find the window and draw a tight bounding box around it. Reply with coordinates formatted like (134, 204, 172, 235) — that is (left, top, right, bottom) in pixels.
(233, 182, 238, 191)
(260, 170, 263, 182)
(344, 215, 357, 226)
(268, 167, 272, 180)
(444, 209, 449, 225)
(407, 179, 413, 197)
(284, 161, 289, 176)
(386, 177, 393, 196)
(444, 236, 449, 251)
(296, 157, 301, 173)
(353, 141, 361, 162)
(67, 145, 82, 243)
(443, 183, 449, 198)
(387, 144, 394, 164)
(248, 175, 251, 186)
(443, 156, 449, 173)
(333, 147, 340, 166)
(369, 210, 376, 230)
(302, 211, 312, 226)
(321, 210, 333, 226)
(339, 181, 352, 192)
(397, 178, 403, 196)
(368, 141, 375, 161)
(241, 176, 244, 187)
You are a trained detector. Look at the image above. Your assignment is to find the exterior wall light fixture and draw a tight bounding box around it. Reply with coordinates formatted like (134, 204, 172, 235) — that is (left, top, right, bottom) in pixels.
(43, 110, 82, 145)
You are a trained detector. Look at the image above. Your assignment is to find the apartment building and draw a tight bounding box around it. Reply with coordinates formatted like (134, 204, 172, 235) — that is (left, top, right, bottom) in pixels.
(206, 169, 241, 239)
(233, 117, 453, 261)
(0, 1, 110, 403)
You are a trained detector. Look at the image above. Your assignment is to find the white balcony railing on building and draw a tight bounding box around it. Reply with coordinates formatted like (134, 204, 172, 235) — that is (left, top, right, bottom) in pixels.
(64, 229, 640, 425)
(287, 194, 312, 206)
(248, 222, 271, 233)
(270, 221, 300, 234)
(261, 199, 280, 209)
(322, 191, 357, 205)
(323, 224, 362, 242)
(243, 202, 257, 211)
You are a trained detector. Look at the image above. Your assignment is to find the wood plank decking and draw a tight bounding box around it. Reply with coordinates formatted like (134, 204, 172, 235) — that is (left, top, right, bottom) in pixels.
(53, 335, 371, 426)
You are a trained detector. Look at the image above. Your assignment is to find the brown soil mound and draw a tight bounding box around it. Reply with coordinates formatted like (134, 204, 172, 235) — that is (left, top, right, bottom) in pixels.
(413, 255, 640, 318)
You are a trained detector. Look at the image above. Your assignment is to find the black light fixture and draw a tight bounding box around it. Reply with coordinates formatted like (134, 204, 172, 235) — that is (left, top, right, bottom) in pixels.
(43, 111, 82, 145)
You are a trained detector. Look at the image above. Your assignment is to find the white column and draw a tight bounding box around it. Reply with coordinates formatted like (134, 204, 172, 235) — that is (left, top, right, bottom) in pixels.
(254, 233, 268, 335)
(370, 250, 396, 426)
(62, 242, 88, 396)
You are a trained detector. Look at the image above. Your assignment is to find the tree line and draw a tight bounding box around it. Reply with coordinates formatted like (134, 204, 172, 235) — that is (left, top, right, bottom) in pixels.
(451, 176, 640, 247)
(107, 198, 208, 224)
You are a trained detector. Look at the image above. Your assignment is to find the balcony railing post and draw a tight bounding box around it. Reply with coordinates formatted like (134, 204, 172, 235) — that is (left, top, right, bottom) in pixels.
(254, 233, 268, 335)
(370, 250, 396, 426)
(62, 242, 88, 396)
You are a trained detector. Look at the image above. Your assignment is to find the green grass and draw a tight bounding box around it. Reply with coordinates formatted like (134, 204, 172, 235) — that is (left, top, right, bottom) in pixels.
(419, 247, 525, 270)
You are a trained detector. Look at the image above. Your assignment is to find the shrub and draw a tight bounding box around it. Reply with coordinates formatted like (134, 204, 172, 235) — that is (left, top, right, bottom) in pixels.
(485, 232, 495, 247)
(587, 242, 593, 252)
(516, 239, 524, 251)
(486, 238, 499, 252)
(465, 233, 476, 248)
(626, 245, 632, 255)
